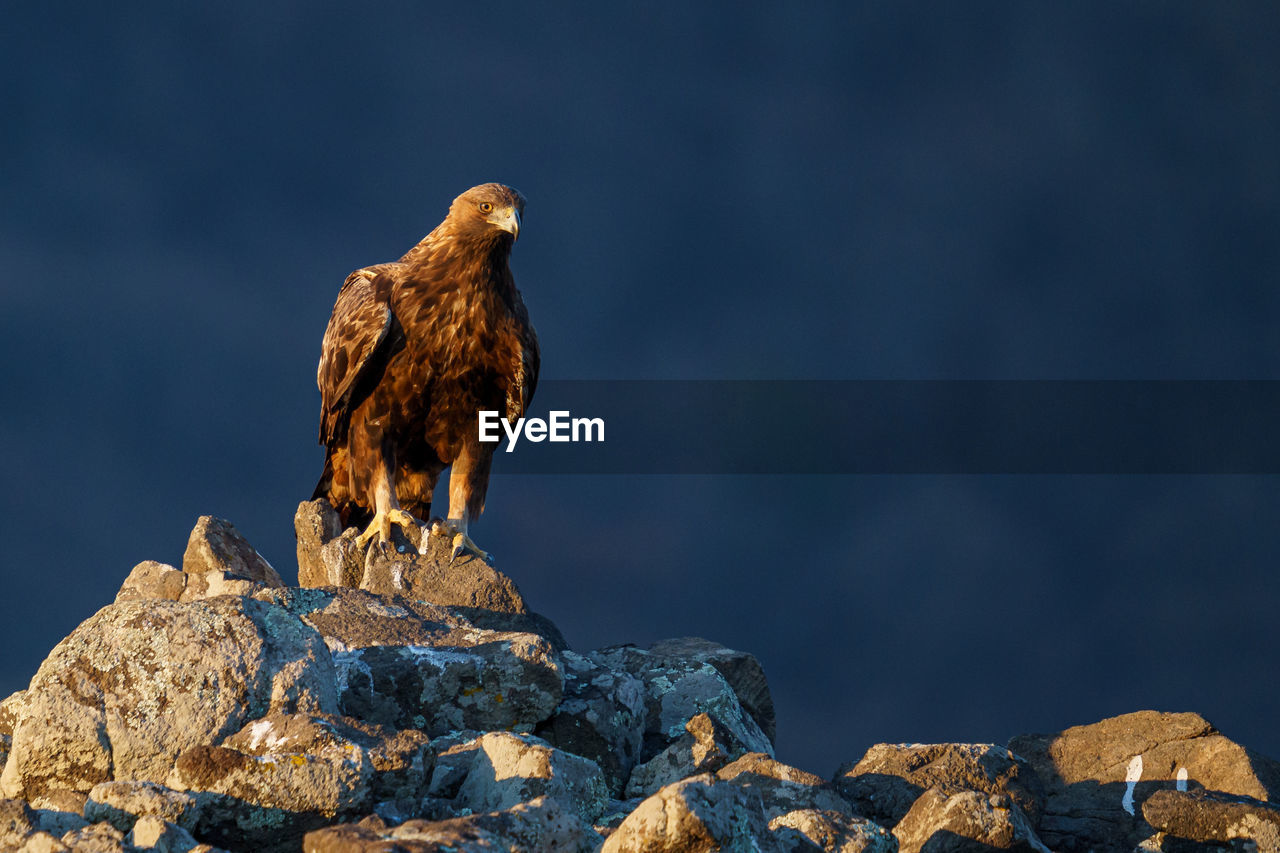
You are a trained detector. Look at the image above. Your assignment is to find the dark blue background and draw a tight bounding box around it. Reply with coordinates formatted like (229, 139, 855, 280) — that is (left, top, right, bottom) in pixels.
(3, 2, 1279, 776)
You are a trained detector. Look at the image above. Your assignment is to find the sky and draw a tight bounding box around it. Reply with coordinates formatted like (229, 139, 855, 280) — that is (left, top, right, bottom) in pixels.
(2, 2, 1280, 777)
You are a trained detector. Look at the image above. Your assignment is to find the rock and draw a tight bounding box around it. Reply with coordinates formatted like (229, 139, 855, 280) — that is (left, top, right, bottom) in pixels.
(1008, 711, 1280, 852)
(426, 731, 609, 824)
(295, 499, 348, 589)
(590, 645, 773, 765)
(602, 773, 781, 853)
(303, 795, 602, 852)
(769, 809, 897, 853)
(626, 712, 756, 799)
(835, 742, 1045, 827)
(182, 515, 284, 588)
(115, 561, 189, 603)
(717, 752, 853, 820)
(646, 637, 776, 747)
(0, 596, 337, 800)
(535, 650, 647, 796)
(17, 832, 71, 853)
(892, 788, 1050, 853)
(29, 802, 88, 839)
(1143, 789, 1280, 852)
(86, 781, 203, 833)
(1, 797, 37, 848)
(126, 815, 200, 852)
(59, 821, 128, 853)
(0, 690, 25, 736)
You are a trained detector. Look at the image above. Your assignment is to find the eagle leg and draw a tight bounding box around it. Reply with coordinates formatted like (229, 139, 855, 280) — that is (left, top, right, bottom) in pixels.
(355, 508, 418, 548)
(429, 519, 491, 564)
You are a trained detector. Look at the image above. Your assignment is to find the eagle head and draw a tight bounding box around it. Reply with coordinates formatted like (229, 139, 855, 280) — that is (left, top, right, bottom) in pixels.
(448, 183, 527, 244)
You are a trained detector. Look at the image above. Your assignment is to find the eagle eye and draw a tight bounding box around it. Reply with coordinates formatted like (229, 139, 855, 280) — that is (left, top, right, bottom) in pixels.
(479, 202, 494, 214)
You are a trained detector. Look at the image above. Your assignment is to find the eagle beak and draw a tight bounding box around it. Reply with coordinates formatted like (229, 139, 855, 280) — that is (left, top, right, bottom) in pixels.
(491, 206, 520, 241)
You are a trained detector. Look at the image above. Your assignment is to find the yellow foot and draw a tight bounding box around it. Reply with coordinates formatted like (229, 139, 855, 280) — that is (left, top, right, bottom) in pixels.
(429, 520, 492, 564)
(355, 508, 419, 548)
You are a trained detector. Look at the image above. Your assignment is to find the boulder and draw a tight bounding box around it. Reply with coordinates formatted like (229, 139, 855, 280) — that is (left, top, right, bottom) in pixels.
(303, 796, 602, 852)
(295, 499, 350, 589)
(891, 788, 1049, 853)
(769, 809, 897, 853)
(535, 649, 647, 795)
(115, 561, 271, 605)
(1008, 711, 1280, 852)
(1142, 789, 1280, 852)
(86, 781, 203, 834)
(182, 516, 284, 588)
(1, 798, 37, 848)
(426, 731, 609, 824)
(646, 637, 776, 747)
(717, 752, 854, 820)
(59, 821, 129, 852)
(125, 815, 200, 852)
(589, 645, 773, 764)
(601, 773, 781, 853)
(0, 597, 338, 800)
(835, 742, 1045, 827)
(16, 832, 72, 853)
(626, 713, 756, 799)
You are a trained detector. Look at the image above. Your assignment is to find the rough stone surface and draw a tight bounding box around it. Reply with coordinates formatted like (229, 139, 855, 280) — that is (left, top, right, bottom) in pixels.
(646, 637, 776, 748)
(535, 649, 646, 796)
(0, 690, 25, 736)
(303, 795, 602, 852)
(183, 515, 285, 588)
(1143, 789, 1280, 852)
(1, 797, 38, 848)
(425, 731, 610, 824)
(17, 832, 72, 853)
(60, 821, 128, 852)
(769, 809, 897, 853)
(1009, 710, 1280, 852)
(295, 499, 347, 589)
(0, 596, 338, 800)
(86, 781, 203, 833)
(626, 712, 756, 799)
(126, 815, 200, 852)
(718, 752, 853, 821)
(892, 787, 1050, 853)
(835, 742, 1046, 827)
(602, 773, 781, 853)
(590, 645, 773, 765)
(115, 561, 189, 603)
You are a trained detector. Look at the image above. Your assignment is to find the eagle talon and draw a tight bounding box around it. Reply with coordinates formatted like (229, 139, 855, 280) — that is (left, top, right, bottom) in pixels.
(428, 520, 491, 564)
(355, 508, 419, 548)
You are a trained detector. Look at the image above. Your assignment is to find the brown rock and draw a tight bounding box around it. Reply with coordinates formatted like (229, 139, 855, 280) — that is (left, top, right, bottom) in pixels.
(835, 742, 1045, 828)
(183, 516, 285, 587)
(625, 713, 755, 799)
(59, 821, 128, 853)
(294, 499, 347, 588)
(601, 773, 782, 853)
(1008, 711, 1280, 852)
(892, 788, 1049, 853)
(86, 781, 203, 834)
(114, 562, 187, 603)
(1, 797, 37, 848)
(717, 753, 853, 821)
(769, 809, 897, 853)
(1143, 789, 1280, 852)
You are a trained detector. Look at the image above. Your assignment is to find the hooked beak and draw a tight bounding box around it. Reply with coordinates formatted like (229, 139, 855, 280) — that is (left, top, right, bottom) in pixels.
(490, 206, 521, 241)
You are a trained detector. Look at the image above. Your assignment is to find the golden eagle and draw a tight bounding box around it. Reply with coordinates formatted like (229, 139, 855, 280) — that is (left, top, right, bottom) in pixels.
(312, 183, 538, 560)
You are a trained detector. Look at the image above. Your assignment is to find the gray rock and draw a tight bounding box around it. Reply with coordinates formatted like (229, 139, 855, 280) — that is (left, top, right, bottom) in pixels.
(769, 809, 897, 853)
(0, 596, 337, 800)
(1143, 789, 1280, 852)
(1008, 711, 1280, 852)
(590, 645, 773, 765)
(626, 713, 756, 799)
(427, 731, 609, 824)
(718, 752, 854, 821)
(303, 795, 602, 852)
(295, 499, 348, 589)
(646, 637, 776, 748)
(126, 815, 200, 852)
(602, 773, 782, 853)
(892, 788, 1050, 853)
(835, 742, 1045, 827)
(534, 650, 646, 796)
(86, 781, 203, 833)
(182, 515, 285, 588)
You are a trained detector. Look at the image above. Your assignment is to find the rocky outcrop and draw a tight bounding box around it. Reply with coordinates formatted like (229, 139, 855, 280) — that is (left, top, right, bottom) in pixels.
(3, 512, 1280, 853)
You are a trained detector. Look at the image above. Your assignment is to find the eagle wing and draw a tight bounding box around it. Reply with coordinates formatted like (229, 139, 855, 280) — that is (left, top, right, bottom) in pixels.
(317, 265, 398, 445)
(506, 308, 540, 423)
